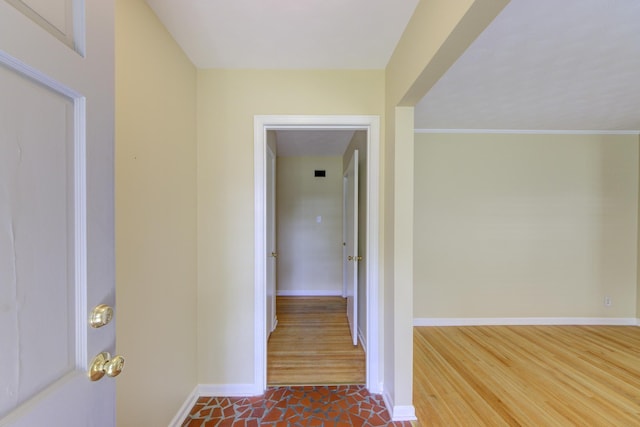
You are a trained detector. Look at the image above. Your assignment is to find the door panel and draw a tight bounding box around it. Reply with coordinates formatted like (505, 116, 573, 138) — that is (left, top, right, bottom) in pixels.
(344, 150, 359, 346)
(0, 65, 76, 417)
(0, 0, 115, 426)
(4, 0, 77, 50)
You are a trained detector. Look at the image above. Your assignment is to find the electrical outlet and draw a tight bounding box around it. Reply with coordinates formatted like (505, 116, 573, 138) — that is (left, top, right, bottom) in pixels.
(604, 296, 612, 306)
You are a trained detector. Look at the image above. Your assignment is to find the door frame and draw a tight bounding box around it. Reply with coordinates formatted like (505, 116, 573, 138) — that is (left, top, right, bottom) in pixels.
(344, 149, 359, 346)
(266, 143, 277, 335)
(254, 115, 381, 394)
(342, 176, 348, 299)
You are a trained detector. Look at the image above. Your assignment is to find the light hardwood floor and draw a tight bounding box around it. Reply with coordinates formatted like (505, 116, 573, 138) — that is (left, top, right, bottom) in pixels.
(414, 325, 640, 426)
(267, 296, 366, 386)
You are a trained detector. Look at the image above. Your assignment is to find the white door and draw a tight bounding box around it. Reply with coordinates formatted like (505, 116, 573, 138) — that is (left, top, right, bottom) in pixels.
(344, 150, 359, 346)
(266, 145, 277, 335)
(0, 1, 116, 426)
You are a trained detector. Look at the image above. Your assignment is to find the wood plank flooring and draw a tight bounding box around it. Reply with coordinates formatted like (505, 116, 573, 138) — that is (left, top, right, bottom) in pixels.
(267, 296, 366, 386)
(414, 325, 640, 426)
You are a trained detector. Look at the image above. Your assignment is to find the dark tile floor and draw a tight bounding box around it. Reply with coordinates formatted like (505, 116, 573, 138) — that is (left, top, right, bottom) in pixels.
(181, 385, 415, 426)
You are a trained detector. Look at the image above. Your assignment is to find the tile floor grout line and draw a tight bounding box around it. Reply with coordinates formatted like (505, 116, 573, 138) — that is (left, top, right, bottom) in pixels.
(181, 385, 414, 427)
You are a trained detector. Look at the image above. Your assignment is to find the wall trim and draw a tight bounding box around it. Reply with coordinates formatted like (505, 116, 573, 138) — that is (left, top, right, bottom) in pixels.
(276, 290, 343, 297)
(167, 386, 199, 427)
(414, 128, 640, 135)
(170, 383, 263, 425)
(413, 317, 639, 327)
(358, 327, 367, 353)
(255, 115, 381, 396)
(382, 390, 417, 422)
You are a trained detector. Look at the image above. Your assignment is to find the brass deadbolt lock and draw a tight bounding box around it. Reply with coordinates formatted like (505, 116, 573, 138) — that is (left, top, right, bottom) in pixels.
(89, 304, 113, 328)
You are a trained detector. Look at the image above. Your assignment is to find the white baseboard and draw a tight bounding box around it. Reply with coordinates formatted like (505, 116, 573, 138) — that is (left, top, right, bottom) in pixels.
(167, 385, 199, 427)
(276, 290, 343, 297)
(168, 384, 262, 426)
(413, 317, 639, 327)
(382, 390, 417, 422)
(358, 327, 367, 353)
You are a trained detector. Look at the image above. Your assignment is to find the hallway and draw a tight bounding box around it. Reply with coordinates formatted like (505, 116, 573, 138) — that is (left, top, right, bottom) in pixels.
(268, 297, 366, 385)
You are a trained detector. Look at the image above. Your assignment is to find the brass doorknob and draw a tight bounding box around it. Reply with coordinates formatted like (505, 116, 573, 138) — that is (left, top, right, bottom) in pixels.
(89, 304, 113, 328)
(88, 352, 125, 381)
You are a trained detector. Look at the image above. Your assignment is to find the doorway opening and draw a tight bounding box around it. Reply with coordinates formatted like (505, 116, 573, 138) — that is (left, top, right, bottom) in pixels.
(267, 130, 363, 385)
(254, 115, 381, 394)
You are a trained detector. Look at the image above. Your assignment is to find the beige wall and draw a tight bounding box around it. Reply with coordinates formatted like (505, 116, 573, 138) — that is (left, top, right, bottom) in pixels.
(115, 1, 197, 425)
(343, 131, 369, 341)
(276, 156, 343, 295)
(414, 133, 639, 319)
(111, 1, 640, 424)
(112, 0, 531, 420)
(196, 69, 385, 385)
(383, 0, 509, 411)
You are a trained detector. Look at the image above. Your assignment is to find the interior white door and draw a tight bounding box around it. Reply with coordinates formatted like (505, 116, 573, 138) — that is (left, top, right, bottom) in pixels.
(266, 145, 277, 335)
(0, 1, 115, 426)
(344, 150, 359, 346)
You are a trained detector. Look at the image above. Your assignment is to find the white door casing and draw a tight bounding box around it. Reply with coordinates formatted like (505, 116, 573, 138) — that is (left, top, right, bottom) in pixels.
(342, 179, 348, 299)
(254, 115, 381, 395)
(266, 145, 277, 335)
(0, 1, 115, 426)
(344, 150, 359, 346)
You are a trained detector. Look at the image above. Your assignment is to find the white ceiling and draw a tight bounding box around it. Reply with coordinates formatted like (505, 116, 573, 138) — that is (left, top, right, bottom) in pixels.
(144, 0, 419, 69)
(274, 130, 355, 157)
(415, 0, 640, 132)
(145, 0, 640, 136)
